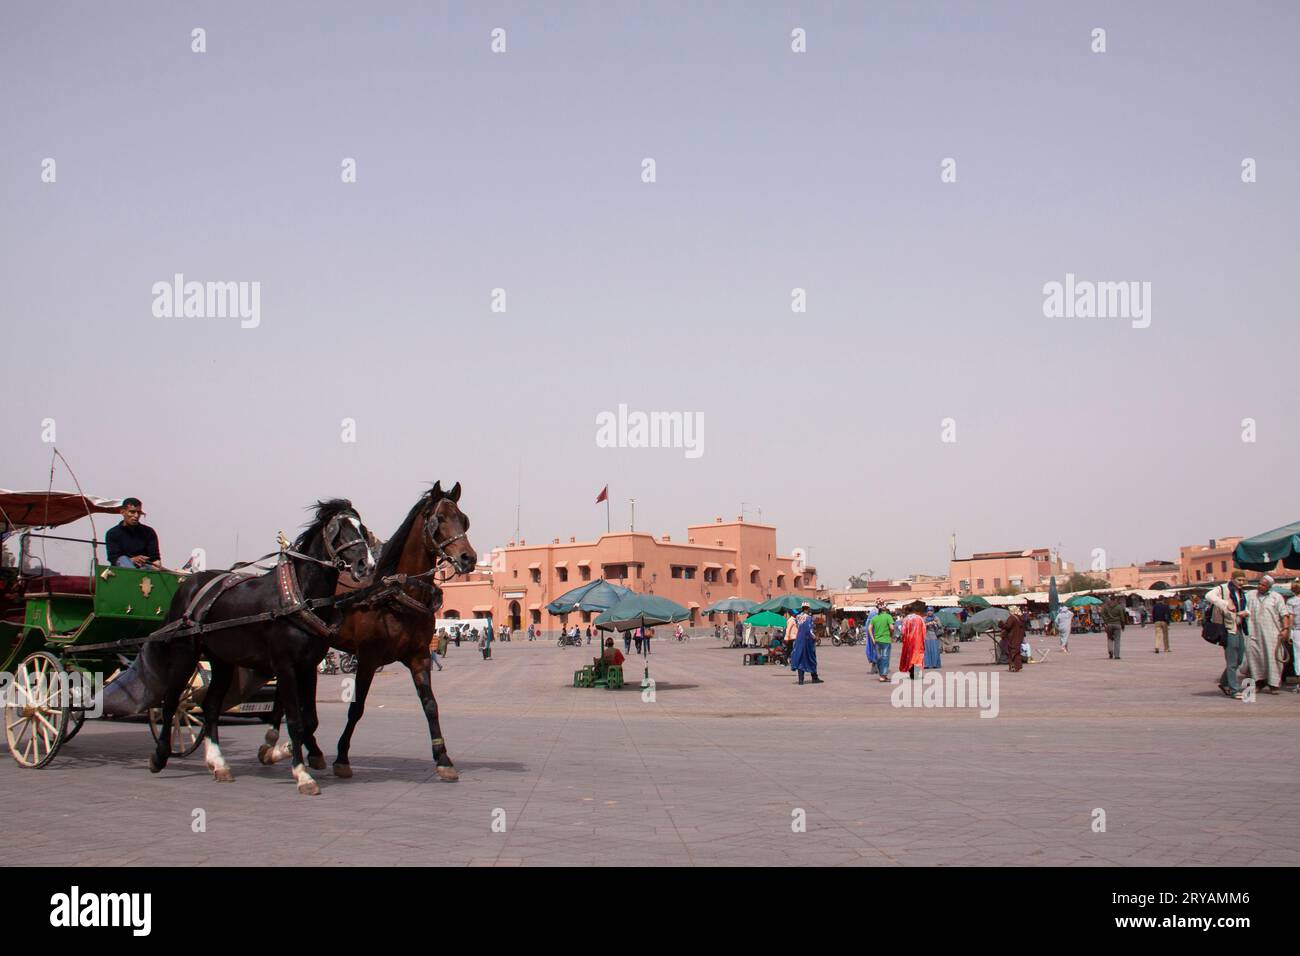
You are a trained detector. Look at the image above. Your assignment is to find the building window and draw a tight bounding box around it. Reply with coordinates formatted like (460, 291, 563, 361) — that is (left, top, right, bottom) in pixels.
(669, 566, 696, 580)
(994, 578, 1001, 589)
(976, 578, 984, 590)
(1220, 561, 1227, 573)
(604, 564, 628, 580)
(556, 567, 568, 582)
(777, 574, 786, 588)
(1196, 571, 1202, 581)
(1205, 562, 1212, 574)
(704, 568, 718, 583)
(793, 576, 802, 589)
(726, 569, 736, 584)
(512, 570, 517, 579)
(530, 568, 541, 584)
(580, 566, 591, 581)
(750, 569, 760, 585)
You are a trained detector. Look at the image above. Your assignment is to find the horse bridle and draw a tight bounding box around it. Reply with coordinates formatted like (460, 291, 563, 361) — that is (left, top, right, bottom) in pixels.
(322, 513, 373, 575)
(423, 503, 469, 582)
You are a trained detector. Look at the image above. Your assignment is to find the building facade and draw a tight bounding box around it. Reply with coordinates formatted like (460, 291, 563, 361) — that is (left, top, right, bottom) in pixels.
(440, 517, 820, 632)
(1178, 537, 1285, 585)
(949, 549, 1072, 595)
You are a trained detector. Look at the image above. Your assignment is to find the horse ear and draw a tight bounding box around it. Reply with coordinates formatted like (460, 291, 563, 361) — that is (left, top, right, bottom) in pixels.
(449, 482, 462, 502)
(430, 481, 443, 501)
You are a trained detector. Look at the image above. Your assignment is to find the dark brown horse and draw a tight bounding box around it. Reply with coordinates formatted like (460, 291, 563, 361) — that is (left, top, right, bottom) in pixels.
(259, 482, 475, 781)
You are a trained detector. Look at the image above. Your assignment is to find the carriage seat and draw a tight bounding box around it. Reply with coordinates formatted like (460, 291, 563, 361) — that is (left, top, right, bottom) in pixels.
(23, 574, 93, 596)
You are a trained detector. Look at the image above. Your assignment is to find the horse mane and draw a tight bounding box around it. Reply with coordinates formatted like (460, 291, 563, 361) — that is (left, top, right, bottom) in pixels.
(372, 488, 436, 579)
(293, 498, 357, 552)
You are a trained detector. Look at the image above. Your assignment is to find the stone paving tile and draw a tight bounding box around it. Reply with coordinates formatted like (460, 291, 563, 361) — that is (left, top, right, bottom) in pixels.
(0, 624, 1296, 865)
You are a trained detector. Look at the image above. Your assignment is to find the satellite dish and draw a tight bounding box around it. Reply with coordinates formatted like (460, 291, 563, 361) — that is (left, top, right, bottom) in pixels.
(791, 547, 807, 573)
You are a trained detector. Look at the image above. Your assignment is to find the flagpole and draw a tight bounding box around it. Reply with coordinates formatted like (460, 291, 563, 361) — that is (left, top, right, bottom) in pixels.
(605, 487, 610, 534)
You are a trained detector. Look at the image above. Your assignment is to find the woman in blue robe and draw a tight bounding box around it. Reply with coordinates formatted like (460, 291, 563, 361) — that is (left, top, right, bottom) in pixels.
(789, 606, 823, 685)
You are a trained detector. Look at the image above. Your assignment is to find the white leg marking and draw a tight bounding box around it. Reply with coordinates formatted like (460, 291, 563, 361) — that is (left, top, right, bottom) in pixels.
(293, 762, 321, 795)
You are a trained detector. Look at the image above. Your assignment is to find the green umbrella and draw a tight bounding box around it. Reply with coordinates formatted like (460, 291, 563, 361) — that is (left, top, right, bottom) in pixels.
(958, 595, 990, 609)
(1066, 595, 1102, 607)
(744, 610, 787, 628)
(936, 608, 963, 629)
(594, 593, 691, 689)
(703, 597, 759, 614)
(753, 594, 831, 614)
(1234, 521, 1300, 571)
(958, 606, 1009, 639)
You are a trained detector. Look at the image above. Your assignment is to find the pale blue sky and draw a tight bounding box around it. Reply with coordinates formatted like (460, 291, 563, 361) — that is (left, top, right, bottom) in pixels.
(3, 1, 1297, 583)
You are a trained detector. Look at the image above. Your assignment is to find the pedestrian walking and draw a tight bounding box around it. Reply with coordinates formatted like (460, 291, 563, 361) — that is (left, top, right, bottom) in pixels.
(1152, 598, 1171, 653)
(1055, 605, 1073, 653)
(1242, 575, 1289, 694)
(1207, 571, 1250, 698)
(870, 603, 894, 683)
(1101, 597, 1127, 659)
(633, 626, 643, 655)
(789, 602, 822, 685)
(898, 601, 927, 679)
(999, 605, 1025, 672)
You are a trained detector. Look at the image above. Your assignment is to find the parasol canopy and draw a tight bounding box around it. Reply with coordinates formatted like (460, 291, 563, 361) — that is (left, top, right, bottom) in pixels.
(958, 595, 990, 609)
(702, 597, 758, 614)
(1233, 521, 1300, 571)
(594, 593, 691, 632)
(744, 610, 787, 628)
(1066, 595, 1102, 607)
(753, 594, 831, 614)
(545, 580, 634, 615)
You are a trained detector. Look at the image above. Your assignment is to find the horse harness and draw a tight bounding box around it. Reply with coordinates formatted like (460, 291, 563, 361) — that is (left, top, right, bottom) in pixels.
(148, 549, 344, 643)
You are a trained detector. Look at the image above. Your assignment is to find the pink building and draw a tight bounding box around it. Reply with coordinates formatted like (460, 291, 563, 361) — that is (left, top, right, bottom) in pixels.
(949, 549, 1072, 595)
(1178, 538, 1284, 585)
(440, 517, 820, 632)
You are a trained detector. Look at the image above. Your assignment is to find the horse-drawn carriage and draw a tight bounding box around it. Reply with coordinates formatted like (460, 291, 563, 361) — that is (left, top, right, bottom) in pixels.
(0, 489, 274, 768)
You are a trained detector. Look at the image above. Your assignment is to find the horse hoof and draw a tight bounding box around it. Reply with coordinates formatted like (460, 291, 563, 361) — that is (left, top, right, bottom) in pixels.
(298, 779, 321, 796)
(213, 767, 235, 783)
(257, 745, 274, 765)
(308, 754, 326, 771)
(435, 765, 459, 782)
(333, 762, 353, 779)
(148, 754, 165, 774)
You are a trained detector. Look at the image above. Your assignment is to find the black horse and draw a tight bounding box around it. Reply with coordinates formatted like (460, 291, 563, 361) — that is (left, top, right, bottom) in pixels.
(260, 482, 476, 781)
(146, 499, 374, 795)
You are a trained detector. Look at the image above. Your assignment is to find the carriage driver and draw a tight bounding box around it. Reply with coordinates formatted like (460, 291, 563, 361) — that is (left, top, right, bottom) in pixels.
(105, 497, 162, 569)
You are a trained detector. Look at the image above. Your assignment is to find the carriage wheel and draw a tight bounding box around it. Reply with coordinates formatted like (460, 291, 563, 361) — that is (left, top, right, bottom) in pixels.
(61, 707, 87, 744)
(4, 651, 70, 769)
(148, 669, 207, 758)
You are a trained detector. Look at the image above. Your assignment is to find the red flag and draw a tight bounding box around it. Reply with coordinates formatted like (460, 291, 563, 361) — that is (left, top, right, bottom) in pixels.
(595, 485, 608, 504)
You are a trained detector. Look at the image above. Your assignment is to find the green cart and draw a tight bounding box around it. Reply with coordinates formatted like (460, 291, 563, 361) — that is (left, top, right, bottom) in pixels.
(0, 489, 271, 768)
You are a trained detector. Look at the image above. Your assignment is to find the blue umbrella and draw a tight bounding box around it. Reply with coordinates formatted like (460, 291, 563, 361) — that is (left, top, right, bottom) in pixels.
(545, 580, 634, 615)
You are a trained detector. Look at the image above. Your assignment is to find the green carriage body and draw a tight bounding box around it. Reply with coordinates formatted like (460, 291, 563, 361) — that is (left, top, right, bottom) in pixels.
(5, 564, 187, 674)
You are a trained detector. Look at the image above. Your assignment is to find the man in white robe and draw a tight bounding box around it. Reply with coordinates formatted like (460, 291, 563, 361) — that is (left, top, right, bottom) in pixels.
(1242, 576, 1291, 693)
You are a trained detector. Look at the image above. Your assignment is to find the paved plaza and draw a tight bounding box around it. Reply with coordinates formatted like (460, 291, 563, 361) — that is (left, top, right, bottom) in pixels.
(3, 623, 1296, 866)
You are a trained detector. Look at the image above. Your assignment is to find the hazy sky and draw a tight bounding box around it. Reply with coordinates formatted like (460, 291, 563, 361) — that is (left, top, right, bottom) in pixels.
(3, 1, 1297, 585)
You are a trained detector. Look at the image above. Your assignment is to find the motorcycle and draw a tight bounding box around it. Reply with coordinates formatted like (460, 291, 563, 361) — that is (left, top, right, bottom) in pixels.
(831, 627, 862, 647)
(557, 632, 583, 647)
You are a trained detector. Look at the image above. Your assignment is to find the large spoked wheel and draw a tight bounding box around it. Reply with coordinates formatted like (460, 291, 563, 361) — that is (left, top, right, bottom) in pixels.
(5, 651, 70, 769)
(148, 666, 208, 758)
(62, 707, 87, 744)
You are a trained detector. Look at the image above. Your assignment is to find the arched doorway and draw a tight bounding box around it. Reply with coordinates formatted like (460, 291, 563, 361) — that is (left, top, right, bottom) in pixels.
(508, 600, 521, 632)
